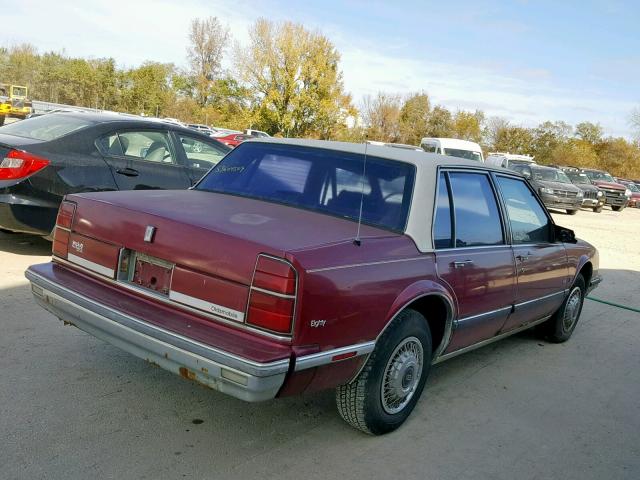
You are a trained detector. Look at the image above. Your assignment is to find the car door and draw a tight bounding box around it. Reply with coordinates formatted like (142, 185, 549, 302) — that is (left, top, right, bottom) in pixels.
(97, 129, 192, 191)
(171, 131, 229, 185)
(434, 171, 517, 353)
(494, 175, 570, 332)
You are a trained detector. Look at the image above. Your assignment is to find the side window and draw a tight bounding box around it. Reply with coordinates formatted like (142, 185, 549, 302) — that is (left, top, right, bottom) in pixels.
(449, 172, 504, 247)
(422, 143, 437, 153)
(178, 134, 227, 170)
(433, 173, 453, 248)
(118, 131, 175, 164)
(96, 133, 123, 156)
(496, 176, 551, 244)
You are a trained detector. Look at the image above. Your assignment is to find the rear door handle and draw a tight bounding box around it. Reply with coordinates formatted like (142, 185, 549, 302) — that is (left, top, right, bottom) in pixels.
(116, 167, 139, 177)
(452, 260, 474, 268)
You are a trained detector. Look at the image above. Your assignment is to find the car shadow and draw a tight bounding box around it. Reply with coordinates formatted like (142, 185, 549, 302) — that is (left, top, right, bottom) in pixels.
(0, 231, 51, 256)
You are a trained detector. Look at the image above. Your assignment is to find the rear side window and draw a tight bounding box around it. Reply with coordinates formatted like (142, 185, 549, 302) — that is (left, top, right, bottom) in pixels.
(448, 172, 504, 247)
(196, 142, 415, 232)
(496, 176, 551, 244)
(433, 173, 453, 248)
(0, 114, 92, 141)
(118, 131, 175, 164)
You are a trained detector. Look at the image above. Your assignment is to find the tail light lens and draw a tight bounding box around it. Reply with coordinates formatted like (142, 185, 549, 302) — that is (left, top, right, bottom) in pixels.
(52, 200, 76, 258)
(0, 149, 50, 180)
(247, 255, 297, 334)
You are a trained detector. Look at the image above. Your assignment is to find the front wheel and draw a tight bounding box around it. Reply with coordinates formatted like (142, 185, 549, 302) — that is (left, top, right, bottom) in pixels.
(336, 309, 432, 435)
(567, 209, 578, 215)
(612, 205, 624, 212)
(538, 274, 585, 343)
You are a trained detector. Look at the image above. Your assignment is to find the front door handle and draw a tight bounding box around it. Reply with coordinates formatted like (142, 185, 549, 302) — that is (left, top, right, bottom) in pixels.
(116, 167, 139, 177)
(452, 260, 474, 268)
(516, 254, 530, 262)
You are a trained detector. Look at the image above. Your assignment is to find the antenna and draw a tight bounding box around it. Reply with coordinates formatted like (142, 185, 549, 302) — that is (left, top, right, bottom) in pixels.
(354, 139, 369, 246)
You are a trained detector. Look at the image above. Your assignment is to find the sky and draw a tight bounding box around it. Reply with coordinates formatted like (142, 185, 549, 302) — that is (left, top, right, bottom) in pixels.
(3, 0, 639, 137)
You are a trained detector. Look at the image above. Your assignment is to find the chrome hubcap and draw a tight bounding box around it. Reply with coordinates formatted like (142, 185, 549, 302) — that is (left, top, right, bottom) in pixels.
(563, 286, 582, 331)
(381, 337, 424, 414)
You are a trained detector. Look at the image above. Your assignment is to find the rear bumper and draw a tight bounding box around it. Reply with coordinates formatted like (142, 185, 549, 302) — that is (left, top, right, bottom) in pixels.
(0, 192, 58, 235)
(26, 267, 290, 402)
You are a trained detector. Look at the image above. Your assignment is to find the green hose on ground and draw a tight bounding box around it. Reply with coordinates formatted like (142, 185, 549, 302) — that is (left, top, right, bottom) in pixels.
(587, 296, 640, 314)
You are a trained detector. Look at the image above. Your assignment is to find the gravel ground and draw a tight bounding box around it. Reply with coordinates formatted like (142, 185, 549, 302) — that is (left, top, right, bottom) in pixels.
(0, 206, 639, 480)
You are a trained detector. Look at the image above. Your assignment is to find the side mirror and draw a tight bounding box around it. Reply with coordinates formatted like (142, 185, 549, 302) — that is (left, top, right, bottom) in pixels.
(554, 225, 577, 243)
(522, 170, 532, 179)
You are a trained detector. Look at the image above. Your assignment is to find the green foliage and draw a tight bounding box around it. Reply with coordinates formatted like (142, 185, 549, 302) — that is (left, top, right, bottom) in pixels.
(236, 19, 351, 138)
(493, 126, 534, 155)
(398, 93, 430, 145)
(3, 30, 640, 177)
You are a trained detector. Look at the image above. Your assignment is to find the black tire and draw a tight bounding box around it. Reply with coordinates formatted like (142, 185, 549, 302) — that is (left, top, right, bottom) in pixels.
(538, 274, 585, 343)
(567, 209, 578, 215)
(612, 205, 624, 212)
(335, 309, 432, 435)
(593, 206, 603, 213)
(0, 115, 4, 126)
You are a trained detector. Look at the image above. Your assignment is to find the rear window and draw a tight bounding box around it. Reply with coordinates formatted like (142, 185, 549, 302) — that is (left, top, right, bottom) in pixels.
(443, 148, 483, 162)
(0, 114, 92, 141)
(196, 143, 416, 232)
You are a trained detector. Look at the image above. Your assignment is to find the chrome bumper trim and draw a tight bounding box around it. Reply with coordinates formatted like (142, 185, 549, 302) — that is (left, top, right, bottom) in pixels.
(294, 342, 376, 371)
(26, 269, 290, 402)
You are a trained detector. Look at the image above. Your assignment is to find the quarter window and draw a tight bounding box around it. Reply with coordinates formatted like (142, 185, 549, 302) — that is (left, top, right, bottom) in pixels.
(178, 134, 227, 170)
(496, 176, 551, 244)
(433, 173, 453, 249)
(448, 172, 504, 247)
(96, 133, 123, 156)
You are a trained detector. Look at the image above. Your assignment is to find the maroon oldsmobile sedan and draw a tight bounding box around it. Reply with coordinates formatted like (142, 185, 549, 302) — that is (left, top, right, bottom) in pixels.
(26, 139, 601, 434)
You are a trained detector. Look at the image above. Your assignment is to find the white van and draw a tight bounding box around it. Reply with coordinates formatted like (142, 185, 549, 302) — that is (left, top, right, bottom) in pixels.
(420, 137, 484, 162)
(485, 152, 535, 170)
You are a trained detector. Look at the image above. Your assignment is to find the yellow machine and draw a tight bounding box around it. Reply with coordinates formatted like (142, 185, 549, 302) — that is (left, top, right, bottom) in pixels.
(0, 84, 32, 125)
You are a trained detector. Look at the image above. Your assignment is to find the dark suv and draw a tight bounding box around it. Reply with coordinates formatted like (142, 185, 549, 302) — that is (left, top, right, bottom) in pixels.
(558, 167, 605, 213)
(512, 164, 583, 214)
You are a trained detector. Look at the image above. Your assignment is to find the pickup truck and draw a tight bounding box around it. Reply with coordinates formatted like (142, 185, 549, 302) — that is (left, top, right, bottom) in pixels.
(26, 139, 601, 434)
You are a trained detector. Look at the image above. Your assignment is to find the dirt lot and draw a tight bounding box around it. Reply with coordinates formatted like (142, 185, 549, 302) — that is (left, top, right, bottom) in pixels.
(1, 207, 639, 480)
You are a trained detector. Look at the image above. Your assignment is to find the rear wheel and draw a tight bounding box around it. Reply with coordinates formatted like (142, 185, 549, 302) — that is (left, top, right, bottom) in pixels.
(567, 209, 578, 215)
(335, 309, 432, 435)
(538, 274, 585, 343)
(612, 205, 624, 212)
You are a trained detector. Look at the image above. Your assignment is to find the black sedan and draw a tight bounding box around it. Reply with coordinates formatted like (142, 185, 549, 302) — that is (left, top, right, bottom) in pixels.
(0, 112, 230, 237)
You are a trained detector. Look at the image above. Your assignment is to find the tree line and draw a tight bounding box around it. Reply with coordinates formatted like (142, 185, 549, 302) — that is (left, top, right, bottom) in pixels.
(1, 17, 639, 177)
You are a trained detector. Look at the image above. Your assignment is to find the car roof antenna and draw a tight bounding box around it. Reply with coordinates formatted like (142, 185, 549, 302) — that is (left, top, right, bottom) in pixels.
(354, 139, 368, 247)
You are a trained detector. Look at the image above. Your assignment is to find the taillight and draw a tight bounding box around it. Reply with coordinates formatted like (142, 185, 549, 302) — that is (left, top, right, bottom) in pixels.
(56, 201, 76, 229)
(247, 255, 297, 335)
(52, 200, 76, 258)
(0, 149, 50, 180)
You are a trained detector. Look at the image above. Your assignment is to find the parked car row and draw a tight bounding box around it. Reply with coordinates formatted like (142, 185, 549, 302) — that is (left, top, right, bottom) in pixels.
(416, 143, 636, 214)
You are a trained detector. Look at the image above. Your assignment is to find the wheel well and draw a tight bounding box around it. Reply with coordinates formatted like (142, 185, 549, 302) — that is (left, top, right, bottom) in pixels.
(404, 295, 451, 355)
(579, 262, 593, 287)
